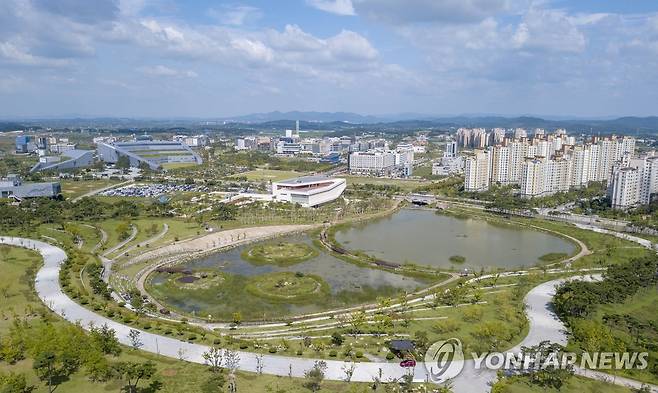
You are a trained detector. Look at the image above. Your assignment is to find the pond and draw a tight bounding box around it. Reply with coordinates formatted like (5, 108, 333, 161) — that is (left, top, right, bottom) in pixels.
(334, 208, 577, 270)
(147, 209, 576, 321)
(147, 233, 426, 321)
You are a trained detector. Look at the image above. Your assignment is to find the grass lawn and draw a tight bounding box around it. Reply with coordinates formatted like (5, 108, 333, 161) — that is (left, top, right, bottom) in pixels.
(60, 179, 122, 199)
(230, 169, 308, 182)
(495, 376, 633, 393)
(0, 244, 367, 393)
(338, 175, 428, 192)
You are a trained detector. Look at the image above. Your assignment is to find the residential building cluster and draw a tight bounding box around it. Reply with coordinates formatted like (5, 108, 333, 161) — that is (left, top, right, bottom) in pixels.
(462, 129, 636, 199)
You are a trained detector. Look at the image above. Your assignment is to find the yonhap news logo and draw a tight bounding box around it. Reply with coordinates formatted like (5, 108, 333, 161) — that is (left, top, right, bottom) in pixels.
(424, 338, 464, 383)
(423, 338, 649, 384)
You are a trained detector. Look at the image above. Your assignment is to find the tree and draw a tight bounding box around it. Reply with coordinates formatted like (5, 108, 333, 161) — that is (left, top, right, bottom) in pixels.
(112, 361, 156, 393)
(224, 350, 240, 374)
(521, 341, 574, 390)
(213, 204, 238, 221)
(330, 332, 344, 347)
(116, 155, 131, 170)
(202, 347, 224, 373)
(128, 329, 143, 350)
(33, 351, 57, 393)
(90, 324, 121, 356)
(303, 360, 327, 392)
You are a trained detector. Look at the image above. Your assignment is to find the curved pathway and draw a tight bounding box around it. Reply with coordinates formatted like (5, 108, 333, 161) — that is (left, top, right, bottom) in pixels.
(117, 223, 169, 258)
(103, 224, 138, 258)
(1, 235, 656, 392)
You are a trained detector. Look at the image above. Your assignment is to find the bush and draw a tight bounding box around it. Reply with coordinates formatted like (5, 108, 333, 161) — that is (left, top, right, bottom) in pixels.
(268, 347, 277, 353)
(142, 323, 152, 330)
(386, 352, 395, 360)
(329, 350, 337, 357)
(188, 334, 197, 341)
(239, 343, 249, 350)
(213, 338, 222, 345)
(355, 351, 363, 358)
(296, 350, 303, 356)
(462, 306, 483, 322)
(163, 329, 172, 335)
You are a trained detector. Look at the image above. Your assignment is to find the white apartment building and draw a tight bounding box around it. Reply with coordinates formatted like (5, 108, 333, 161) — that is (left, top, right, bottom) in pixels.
(609, 167, 641, 209)
(490, 145, 510, 184)
(609, 155, 658, 209)
(349, 150, 396, 176)
(464, 150, 491, 192)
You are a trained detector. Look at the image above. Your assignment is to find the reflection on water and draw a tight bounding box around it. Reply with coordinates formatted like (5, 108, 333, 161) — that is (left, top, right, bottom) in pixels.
(334, 209, 576, 269)
(158, 234, 424, 293)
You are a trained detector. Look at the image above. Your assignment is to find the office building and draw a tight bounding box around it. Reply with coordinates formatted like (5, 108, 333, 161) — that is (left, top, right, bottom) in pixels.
(349, 150, 396, 176)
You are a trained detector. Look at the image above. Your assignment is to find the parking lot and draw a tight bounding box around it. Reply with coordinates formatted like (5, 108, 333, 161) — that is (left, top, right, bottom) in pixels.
(100, 183, 208, 198)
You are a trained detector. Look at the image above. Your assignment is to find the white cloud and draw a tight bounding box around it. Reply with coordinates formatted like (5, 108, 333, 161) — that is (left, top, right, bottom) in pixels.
(0, 42, 72, 67)
(353, 0, 517, 24)
(139, 65, 198, 78)
(306, 0, 355, 16)
(208, 5, 262, 26)
(512, 7, 586, 53)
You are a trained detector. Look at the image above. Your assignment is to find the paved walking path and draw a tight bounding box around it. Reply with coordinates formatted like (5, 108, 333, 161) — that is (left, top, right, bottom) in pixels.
(1, 236, 656, 392)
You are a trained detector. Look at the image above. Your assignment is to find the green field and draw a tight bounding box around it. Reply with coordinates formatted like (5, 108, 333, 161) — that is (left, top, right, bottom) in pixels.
(60, 179, 122, 199)
(230, 169, 308, 182)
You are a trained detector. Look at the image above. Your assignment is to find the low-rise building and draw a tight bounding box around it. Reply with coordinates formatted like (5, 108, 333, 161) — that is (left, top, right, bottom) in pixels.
(0, 175, 61, 199)
(272, 176, 346, 207)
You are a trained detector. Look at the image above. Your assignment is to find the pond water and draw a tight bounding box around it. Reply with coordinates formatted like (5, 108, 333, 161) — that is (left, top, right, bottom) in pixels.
(147, 209, 576, 320)
(334, 208, 577, 269)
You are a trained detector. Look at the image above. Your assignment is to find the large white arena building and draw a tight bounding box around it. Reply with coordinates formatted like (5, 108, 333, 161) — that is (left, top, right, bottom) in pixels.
(272, 176, 346, 207)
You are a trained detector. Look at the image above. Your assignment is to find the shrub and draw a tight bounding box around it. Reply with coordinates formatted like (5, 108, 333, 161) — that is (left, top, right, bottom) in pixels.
(239, 343, 249, 350)
(386, 352, 395, 360)
(268, 347, 277, 354)
(188, 334, 197, 341)
(296, 350, 303, 356)
(329, 350, 337, 357)
(213, 338, 222, 345)
(355, 351, 363, 358)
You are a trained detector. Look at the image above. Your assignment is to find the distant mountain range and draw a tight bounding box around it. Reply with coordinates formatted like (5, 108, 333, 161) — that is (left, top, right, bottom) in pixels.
(3, 112, 658, 134)
(217, 112, 658, 134)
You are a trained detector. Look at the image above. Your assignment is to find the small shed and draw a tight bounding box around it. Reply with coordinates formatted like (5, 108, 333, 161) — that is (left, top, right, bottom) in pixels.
(388, 340, 416, 357)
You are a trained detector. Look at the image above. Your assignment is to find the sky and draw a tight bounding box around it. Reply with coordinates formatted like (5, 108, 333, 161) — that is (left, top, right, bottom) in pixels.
(1, 0, 658, 119)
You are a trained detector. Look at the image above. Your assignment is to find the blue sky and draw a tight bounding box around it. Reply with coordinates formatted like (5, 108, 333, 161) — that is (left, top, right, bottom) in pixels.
(0, 0, 657, 118)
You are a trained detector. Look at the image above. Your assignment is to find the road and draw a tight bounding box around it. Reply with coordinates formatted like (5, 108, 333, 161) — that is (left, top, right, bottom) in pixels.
(2, 236, 656, 392)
